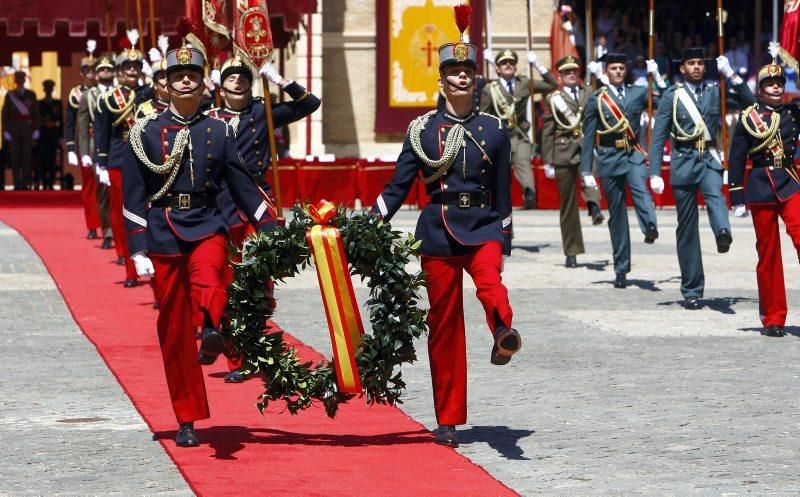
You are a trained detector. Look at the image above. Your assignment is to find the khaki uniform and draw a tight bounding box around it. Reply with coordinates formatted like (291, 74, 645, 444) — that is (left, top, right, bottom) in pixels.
(542, 84, 602, 256)
(78, 85, 112, 237)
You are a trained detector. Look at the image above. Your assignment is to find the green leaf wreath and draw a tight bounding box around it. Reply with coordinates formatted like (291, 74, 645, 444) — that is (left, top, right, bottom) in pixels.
(225, 205, 427, 418)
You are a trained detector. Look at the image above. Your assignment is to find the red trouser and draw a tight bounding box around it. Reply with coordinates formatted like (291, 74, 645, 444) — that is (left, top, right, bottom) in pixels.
(421, 241, 512, 426)
(108, 168, 137, 280)
(750, 194, 800, 327)
(80, 166, 100, 230)
(150, 234, 230, 423)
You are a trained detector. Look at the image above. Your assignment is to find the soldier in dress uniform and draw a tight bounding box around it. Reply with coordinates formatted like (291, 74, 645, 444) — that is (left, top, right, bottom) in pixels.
(2, 71, 39, 190)
(649, 49, 755, 309)
(95, 35, 152, 287)
(480, 49, 557, 209)
(36, 80, 63, 190)
(78, 54, 116, 247)
(580, 53, 663, 289)
(137, 36, 171, 120)
(122, 44, 276, 447)
(372, 11, 520, 448)
(542, 55, 604, 268)
(728, 57, 800, 338)
(207, 55, 321, 383)
(66, 41, 101, 239)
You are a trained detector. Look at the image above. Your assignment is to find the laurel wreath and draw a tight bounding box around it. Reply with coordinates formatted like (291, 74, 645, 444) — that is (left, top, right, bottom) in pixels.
(224, 205, 427, 418)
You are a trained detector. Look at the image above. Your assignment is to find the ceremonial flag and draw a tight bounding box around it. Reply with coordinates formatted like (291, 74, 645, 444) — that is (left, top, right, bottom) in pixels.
(183, 0, 230, 62)
(549, 4, 579, 73)
(780, 0, 800, 61)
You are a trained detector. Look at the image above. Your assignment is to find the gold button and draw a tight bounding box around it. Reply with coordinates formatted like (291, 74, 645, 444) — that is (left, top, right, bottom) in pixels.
(443, 205, 448, 211)
(254, 139, 259, 145)
(478, 126, 483, 131)
(163, 141, 169, 146)
(481, 140, 486, 146)
(250, 118, 254, 123)
(443, 184, 448, 190)
(481, 169, 486, 173)
(206, 153, 212, 159)
(206, 141, 211, 146)
(258, 161, 263, 166)
(207, 127, 212, 132)
(252, 129, 256, 134)
(205, 181, 211, 187)
(480, 204, 485, 208)
(206, 168, 211, 173)
(441, 140, 446, 145)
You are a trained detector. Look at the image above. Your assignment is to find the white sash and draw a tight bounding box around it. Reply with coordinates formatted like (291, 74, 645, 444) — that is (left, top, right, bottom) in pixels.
(551, 92, 580, 128)
(674, 87, 721, 164)
(7, 91, 30, 116)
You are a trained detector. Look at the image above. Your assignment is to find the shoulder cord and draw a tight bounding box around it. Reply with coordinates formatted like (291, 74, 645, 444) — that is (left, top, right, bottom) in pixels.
(549, 96, 582, 131)
(671, 88, 705, 141)
(409, 111, 463, 185)
(129, 114, 192, 201)
(490, 82, 515, 122)
(596, 89, 628, 135)
(740, 105, 781, 153)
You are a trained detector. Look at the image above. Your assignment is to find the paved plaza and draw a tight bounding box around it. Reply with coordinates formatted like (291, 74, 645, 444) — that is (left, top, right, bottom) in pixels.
(2, 206, 800, 495)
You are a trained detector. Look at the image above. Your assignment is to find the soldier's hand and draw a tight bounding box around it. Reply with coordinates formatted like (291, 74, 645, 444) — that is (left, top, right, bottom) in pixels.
(733, 204, 749, 218)
(645, 59, 659, 76)
(483, 48, 494, 66)
(587, 61, 602, 78)
(67, 151, 79, 166)
(96, 166, 110, 186)
(649, 175, 665, 195)
(259, 62, 284, 86)
(582, 173, 598, 189)
(81, 155, 93, 168)
(544, 164, 556, 179)
(716, 56, 734, 78)
(148, 47, 162, 63)
(210, 69, 221, 86)
(131, 251, 155, 277)
(768, 41, 781, 60)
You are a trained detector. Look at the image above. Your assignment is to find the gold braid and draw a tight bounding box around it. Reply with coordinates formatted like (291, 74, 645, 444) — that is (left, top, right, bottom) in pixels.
(596, 89, 628, 135)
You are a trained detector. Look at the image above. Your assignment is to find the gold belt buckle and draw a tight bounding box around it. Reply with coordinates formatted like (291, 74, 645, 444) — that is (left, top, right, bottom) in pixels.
(774, 155, 783, 168)
(614, 139, 625, 148)
(458, 192, 471, 209)
(572, 129, 582, 138)
(695, 140, 706, 153)
(121, 130, 129, 143)
(177, 193, 191, 210)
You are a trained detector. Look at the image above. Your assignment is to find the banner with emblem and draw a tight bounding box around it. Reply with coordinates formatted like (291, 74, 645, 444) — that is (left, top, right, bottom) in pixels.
(231, 0, 274, 97)
(781, 0, 800, 61)
(376, 0, 484, 133)
(184, 0, 231, 63)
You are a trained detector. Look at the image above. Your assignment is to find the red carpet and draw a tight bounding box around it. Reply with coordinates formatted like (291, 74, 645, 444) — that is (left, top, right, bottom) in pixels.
(0, 206, 515, 497)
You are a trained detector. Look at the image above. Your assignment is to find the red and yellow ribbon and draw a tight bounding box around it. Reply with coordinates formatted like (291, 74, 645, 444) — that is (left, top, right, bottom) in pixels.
(306, 200, 364, 393)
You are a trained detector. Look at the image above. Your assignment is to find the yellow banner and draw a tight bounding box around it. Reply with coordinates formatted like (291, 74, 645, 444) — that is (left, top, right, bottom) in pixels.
(389, 0, 471, 108)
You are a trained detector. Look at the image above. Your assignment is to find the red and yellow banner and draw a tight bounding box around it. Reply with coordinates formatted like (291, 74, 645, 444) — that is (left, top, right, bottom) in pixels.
(305, 200, 364, 394)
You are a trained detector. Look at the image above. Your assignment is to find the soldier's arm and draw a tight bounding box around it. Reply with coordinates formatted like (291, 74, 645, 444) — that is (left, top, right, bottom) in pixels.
(727, 78, 757, 108)
(727, 118, 750, 207)
(223, 125, 277, 232)
(122, 140, 149, 255)
(65, 104, 77, 153)
(534, 70, 559, 93)
(77, 93, 91, 158)
(648, 89, 673, 177)
(268, 82, 321, 128)
(371, 135, 420, 222)
(580, 94, 599, 175)
(94, 98, 110, 167)
(541, 95, 555, 164)
(494, 129, 513, 256)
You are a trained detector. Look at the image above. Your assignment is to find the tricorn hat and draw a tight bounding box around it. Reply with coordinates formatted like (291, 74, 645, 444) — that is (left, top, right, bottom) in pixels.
(438, 4, 478, 70)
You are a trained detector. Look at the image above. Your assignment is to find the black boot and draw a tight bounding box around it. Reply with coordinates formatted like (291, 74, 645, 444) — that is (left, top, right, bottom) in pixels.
(684, 296, 702, 310)
(123, 279, 137, 288)
(762, 325, 785, 337)
(175, 422, 199, 447)
(565, 255, 577, 268)
(198, 327, 225, 365)
(716, 229, 732, 253)
(224, 371, 247, 383)
(588, 202, 605, 225)
(614, 273, 627, 289)
(433, 425, 458, 447)
(523, 187, 536, 210)
(644, 223, 659, 244)
(86, 229, 98, 239)
(116, 256, 125, 265)
(490, 325, 521, 365)
(100, 236, 113, 249)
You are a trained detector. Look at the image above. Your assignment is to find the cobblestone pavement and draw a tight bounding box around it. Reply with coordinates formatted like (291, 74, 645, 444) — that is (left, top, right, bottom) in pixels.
(0, 222, 191, 496)
(277, 207, 800, 496)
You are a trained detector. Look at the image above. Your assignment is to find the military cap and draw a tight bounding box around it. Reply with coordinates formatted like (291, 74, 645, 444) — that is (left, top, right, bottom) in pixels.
(556, 55, 581, 72)
(600, 53, 627, 65)
(152, 59, 168, 77)
(438, 4, 478, 71)
(115, 47, 144, 68)
(165, 45, 205, 77)
(220, 56, 253, 83)
(80, 55, 96, 70)
(495, 49, 519, 66)
(757, 63, 786, 86)
(680, 47, 705, 63)
(94, 54, 115, 71)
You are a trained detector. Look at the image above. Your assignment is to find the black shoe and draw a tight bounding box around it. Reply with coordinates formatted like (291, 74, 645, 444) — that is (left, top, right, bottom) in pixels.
(86, 229, 98, 239)
(644, 223, 659, 244)
(175, 422, 199, 447)
(116, 256, 125, 265)
(716, 229, 733, 253)
(490, 326, 521, 365)
(152, 302, 159, 310)
(100, 237, 112, 249)
(684, 296, 702, 310)
(588, 203, 605, 225)
(433, 425, 459, 447)
(762, 325, 785, 337)
(614, 273, 627, 289)
(224, 371, 247, 383)
(123, 278, 137, 288)
(198, 327, 225, 365)
(565, 255, 577, 268)
(523, 187, 536, 210)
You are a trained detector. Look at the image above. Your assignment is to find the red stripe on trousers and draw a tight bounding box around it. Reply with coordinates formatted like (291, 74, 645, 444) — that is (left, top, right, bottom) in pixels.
(421, 241, 513, 425)
(80, 166, 100, 230)
(750, 193, 800, 327)
(150, 234, 229, 423)
(107, 168, 137, 280)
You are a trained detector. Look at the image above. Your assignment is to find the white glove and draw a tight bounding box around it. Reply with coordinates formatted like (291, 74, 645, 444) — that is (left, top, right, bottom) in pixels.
(544, 163, 556, 179)
(716, 56, 734, 79)
(148, 47, 162, 63)
(582, 174, 598, 189)
(587, 61, 603, 78)
(210, 69, 221, 86)
(562, 20, 574, 33)
(96, 166, 110, 186)
(81, 155, 93, 168)
(3, 131, 10, 142)
(32, 130, 40, 141)
(141, 60, 153, 78)
(733, 204, 749, 218)
(483, 48, 494, 66)
(67, 151, 79, 166)
(645, 59, 659, 76)
(259, 62, 283, 85)
(649, 175, 665, 195)
(131, 251, 155, 277)
(527, 51, 548, 74)
(768, 41, 781, 60)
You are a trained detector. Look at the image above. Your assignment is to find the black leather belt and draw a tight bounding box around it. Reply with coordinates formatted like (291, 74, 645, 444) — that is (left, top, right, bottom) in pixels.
(430, 191, 491, 208)
(250, 172, 268, 187)
(151, 193, 215, 210)
(597, 135, 628, 148)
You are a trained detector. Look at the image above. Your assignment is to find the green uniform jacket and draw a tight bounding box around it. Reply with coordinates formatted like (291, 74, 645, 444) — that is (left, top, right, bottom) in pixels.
(479, 71, 558, 141)
(542, 84, 592, 166)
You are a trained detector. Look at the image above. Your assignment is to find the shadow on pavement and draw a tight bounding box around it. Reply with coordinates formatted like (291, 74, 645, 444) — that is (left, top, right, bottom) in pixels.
(739, 326, 800, 337)
(592, 278, 661, 291)
(456, 425, 535, 460)
(513, 244, 551, 253)
(656, 296, 758, 314)
(575, 259, 610, 271)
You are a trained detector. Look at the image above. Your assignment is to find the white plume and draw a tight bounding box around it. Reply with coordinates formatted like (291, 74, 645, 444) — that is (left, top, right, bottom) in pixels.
(86, 39, 97, 55)
(126, 29, 139, 49)
(157, 34, 169, 56)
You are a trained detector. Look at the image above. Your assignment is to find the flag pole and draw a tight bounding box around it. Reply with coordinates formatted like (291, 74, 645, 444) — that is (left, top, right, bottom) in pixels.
(586, 0, 594, 87)
(263, 69, 284, 220)
(717, 0, 728, 169)
(135, 0, 145, 53)
(647, 0, 655, 149)
(148, 0, 156, 48)
(526, 0, 536, 149)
